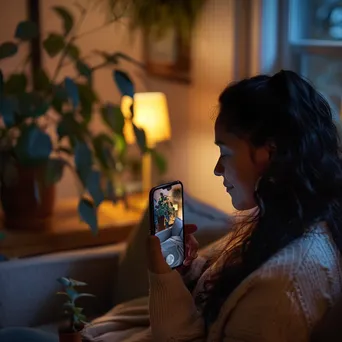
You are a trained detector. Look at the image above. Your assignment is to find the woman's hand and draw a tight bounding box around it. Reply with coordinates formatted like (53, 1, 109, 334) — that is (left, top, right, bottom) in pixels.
(147, 224, 199, 275)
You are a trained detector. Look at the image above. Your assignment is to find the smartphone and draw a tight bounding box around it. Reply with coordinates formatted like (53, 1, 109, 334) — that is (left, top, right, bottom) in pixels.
(149, 181, 185, 269)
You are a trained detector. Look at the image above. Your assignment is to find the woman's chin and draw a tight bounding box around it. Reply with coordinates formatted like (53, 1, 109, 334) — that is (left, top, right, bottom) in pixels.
(231, 197, 256, 211)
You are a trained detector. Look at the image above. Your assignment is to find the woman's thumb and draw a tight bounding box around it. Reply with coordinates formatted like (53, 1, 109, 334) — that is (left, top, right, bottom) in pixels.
(146, 235, 170, 274)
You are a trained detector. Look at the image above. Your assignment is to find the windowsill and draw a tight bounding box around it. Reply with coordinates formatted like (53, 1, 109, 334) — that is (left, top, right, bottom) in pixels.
(0, 192, 148, 260)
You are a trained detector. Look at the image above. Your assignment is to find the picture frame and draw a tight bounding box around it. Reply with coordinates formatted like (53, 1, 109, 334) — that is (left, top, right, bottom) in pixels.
(144, 28, 191, 84)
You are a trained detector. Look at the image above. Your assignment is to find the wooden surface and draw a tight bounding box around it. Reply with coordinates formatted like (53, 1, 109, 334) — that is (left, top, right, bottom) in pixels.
(0, 193, 148, 259)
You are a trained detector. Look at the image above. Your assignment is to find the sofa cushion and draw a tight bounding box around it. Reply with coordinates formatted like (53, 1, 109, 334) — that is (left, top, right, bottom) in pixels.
(113, 192, 231, 305)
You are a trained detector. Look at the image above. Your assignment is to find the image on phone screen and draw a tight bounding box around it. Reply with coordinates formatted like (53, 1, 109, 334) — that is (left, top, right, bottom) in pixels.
(152, 182, 184, 268)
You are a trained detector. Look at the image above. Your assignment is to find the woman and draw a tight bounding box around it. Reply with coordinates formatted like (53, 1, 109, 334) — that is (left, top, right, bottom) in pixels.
(1, 70, 342, 341)
(146, 70, 342, 341)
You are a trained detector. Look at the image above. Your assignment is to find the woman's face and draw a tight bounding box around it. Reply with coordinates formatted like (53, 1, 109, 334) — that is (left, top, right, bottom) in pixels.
(214, 118, 271, 210)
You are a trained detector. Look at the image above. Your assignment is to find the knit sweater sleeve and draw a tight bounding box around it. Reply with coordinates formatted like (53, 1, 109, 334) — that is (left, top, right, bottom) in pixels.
(149, 270, 205, 342)
(222, 277, 309, 342)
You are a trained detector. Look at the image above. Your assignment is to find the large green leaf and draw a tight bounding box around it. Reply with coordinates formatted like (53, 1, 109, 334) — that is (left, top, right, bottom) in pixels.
(65, 77, 79, 108)
(51, 85, 68, 113)
(113, 70, 134, 97)
(15, 21, 38, 41)
(17, 92, 48, 118)
(33, 68, 50, 92)
(77, 83, 98, 122)
(74, 141, 92, 185)
(43, 33, 65, 57)
(76, 61, 92, 82)
(5, 73, 27, 94)
(44, 158, 65, 185)
(0, 96, 18, 127)
(92, 133, 115, 170)
(114, 133, 127, 159)
(0, 42, 18, 60)
(78, 198, 98, 235)
(86, 170, 105, 207)
(133, 124, 147, 153)
(57, 113, 85, 141)
(14, 124, 52, 165)
(101, 104, 125, 135)
(66, 43, 80, 60)
(53, 6, 74, 35)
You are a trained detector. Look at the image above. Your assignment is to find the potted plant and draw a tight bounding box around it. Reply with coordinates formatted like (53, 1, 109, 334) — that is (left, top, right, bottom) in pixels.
(57, 277, 95, 342)
(0, 3, 166, 232)
(154, 192, 176, 230)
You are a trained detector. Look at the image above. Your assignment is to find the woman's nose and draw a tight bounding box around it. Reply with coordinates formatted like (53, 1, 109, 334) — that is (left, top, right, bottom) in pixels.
(214, 161, 224, 177)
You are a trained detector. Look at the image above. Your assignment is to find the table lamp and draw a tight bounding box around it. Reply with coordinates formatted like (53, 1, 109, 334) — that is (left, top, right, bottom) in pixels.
(121, 92, 171, 191)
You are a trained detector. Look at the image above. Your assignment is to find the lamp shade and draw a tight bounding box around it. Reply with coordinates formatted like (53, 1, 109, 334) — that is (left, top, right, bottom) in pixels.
(121, 92, 171, 147)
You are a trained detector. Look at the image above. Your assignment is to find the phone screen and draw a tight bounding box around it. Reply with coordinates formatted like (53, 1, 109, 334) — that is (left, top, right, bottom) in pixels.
(150, 181, 185, 269)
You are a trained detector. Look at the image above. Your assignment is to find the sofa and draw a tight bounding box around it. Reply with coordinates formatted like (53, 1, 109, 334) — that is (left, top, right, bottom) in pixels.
(0, 192, 231, 333)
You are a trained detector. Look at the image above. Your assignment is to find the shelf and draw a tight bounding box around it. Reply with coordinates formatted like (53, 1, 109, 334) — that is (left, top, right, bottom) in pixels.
(0, 193, 148, 259)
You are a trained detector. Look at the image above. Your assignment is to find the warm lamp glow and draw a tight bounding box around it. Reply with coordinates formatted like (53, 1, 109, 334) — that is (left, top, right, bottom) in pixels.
(121, 92, 171, 147)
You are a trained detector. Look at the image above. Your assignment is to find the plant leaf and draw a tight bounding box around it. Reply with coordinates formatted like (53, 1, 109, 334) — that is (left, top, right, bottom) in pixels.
(17, 92, 48, 118)
(0, 96, 18, 127)
(14, 124, 52, 165)
(77, 83, 98, 122)
(65, 77, 79, 108)
(76, 61, 92, 82)
(69, 278, 87, 287)
(92, 134, 115, 171)
(33, 68, 50, 92)
(53, 6, 74, 35)
(133, 124, 147, 153)
(43, 33, 65, 57)
(57, 113, 86, 141)
(114, 134, 127, 158)
(44, 158, 65, 185)
(15, 21, 38, 40)
(78, 198, 98, 234)
(5, 73, 27, 94)
(0, 42, 18, 60)
(86, 170, 105, 207)
(66, 43, 80, 60)
(74, 141, 92, 185)
(57, 277, 71, 286)
(101, 104, 125, 135)
(113, 70, 134, 97)
(151, 149, 167, 174)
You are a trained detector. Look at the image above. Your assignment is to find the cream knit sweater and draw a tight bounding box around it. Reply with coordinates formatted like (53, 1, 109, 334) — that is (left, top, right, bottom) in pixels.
(149, 223, 342, 342)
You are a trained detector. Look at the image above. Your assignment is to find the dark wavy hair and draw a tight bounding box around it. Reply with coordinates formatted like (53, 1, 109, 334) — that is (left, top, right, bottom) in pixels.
(198, 70, 342, 326)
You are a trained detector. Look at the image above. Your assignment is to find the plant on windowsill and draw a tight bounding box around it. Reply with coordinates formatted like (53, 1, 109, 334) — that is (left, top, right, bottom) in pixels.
(0, 3, 166, 233)
(57, 277, 95, 342)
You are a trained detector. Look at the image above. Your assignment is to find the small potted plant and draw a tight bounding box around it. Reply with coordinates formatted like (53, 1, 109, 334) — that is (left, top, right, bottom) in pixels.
(57, 277, 95, 342)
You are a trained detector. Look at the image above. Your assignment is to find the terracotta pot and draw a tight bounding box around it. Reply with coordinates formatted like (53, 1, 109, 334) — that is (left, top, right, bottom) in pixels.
(58, 331, 82, 342)
(1, 164, 55, 230)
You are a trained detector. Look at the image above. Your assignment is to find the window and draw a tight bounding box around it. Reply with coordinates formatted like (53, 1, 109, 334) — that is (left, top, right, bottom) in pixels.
(289, 0, 342, 115)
